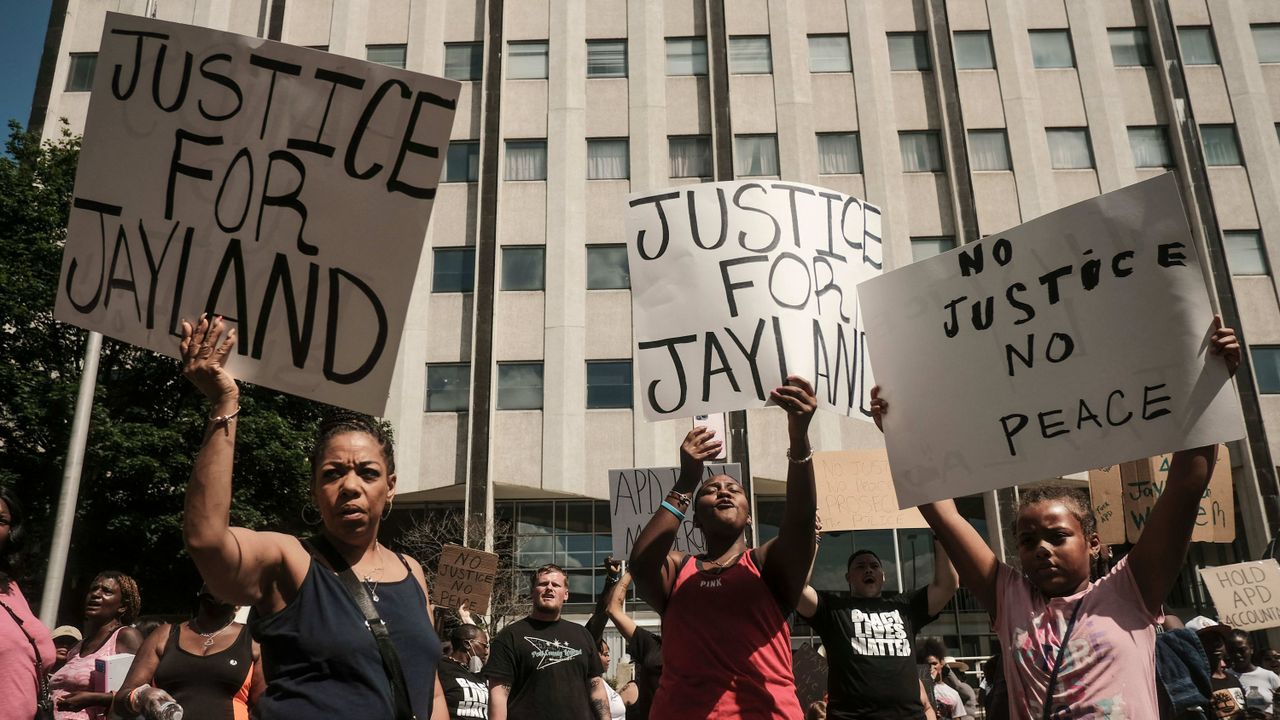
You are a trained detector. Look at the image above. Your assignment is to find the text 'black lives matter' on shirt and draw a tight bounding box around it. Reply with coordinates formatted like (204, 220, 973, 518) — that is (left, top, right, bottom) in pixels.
(805, 586, 938, 720)
(439, 658, 489, 719)
(485, 617, 604, 720)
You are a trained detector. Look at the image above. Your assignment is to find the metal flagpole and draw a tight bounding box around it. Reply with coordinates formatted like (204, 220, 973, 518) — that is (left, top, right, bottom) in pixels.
(39, 331, 102, 626)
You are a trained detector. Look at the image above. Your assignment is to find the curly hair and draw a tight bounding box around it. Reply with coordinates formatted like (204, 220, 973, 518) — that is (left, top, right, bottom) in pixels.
(94, 571, 142, 626)
(309, 411, 396, 476)
(1014, 486, 1098, 538)
(0, 486, 27, 593)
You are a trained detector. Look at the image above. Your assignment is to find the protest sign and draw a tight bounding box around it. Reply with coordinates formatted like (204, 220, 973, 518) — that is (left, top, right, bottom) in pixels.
(1087, 465, 1127, 545)
(625, 181, 882, 421)
(55, 13, 459, 414)
(609, 463, 743, 559)
(812, 450, 928, 532)
(1200, 560, 1280, 631)
(433, 544, 500, 614)
(1122, 445, 1234, 543)
(858, 174, 1245, 508)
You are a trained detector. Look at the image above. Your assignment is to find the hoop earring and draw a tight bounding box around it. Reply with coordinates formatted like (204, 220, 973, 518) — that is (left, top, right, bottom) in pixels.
(301, 502, 322, 526)
(381, 501, 394, 521)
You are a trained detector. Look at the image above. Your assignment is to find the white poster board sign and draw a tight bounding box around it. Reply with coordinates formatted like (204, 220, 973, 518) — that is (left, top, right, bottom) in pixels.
(55, 13, 460, 414)
(609, 463, 743, 559)
(858, 174, 1244, 508)
(625, 181, 882, 421)
(1200, 560, 1280, 631)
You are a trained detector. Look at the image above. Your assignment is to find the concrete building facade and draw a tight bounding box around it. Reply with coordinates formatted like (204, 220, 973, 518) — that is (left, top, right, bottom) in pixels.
(32, 0, 1280, 658)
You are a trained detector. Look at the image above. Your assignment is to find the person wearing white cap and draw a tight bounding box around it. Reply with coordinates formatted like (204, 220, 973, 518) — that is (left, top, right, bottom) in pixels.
(940, 658, 977, 717)
(49, 626, 83, 671)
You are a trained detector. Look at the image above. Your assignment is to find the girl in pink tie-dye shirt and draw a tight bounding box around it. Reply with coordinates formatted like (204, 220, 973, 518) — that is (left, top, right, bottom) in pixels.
(873, 317, 1241, 719)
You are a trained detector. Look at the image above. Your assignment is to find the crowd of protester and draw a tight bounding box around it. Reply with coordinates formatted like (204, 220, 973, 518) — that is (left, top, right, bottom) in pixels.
(0, 315, 1273, 720)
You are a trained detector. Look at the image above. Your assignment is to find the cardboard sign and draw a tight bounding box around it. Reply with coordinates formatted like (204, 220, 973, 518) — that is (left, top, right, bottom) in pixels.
(813, 450, 928, 531)
(55, 14, 459, 414)
(858, 174, 1245, 508)
(1122, 445, 1234, 543)
(1200, 560, 1280, 631)
(625, 181, 882, 421)
(609, 463, 743, 559)
(1088, 465, 1128, 545)
(433, 544, 500, 614)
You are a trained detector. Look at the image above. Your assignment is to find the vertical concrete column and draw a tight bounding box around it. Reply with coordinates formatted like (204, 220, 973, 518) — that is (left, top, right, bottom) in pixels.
(328, 0, 369, 58)
(192, 0, 232, 30)
(1065, 0, 1138, 193)
(542, 0, 589, 494)
(768, 0, 817, 185)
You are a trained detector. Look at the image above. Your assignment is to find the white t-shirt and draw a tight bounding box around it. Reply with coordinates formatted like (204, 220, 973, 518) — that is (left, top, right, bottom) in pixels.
(605, 681, 626, 720)
(934, 682, 968, 718)
(1239, 667, 1280, 714)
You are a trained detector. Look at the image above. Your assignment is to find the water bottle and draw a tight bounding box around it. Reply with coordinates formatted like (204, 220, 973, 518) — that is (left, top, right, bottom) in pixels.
(1246, 686, 1267, 712)
(153, 699, 184, 720)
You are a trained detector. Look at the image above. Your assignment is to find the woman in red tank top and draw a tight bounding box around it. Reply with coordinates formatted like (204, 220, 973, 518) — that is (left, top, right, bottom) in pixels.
(630, 376, 818, 720)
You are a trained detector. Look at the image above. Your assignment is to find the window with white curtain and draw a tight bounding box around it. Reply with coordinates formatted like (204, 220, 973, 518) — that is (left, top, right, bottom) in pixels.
(817, 133, 862, 174)
(65, 53, 97, 91)
(808, 35, 851, 72)
(1224, 231, 1268, 275)
(587, 40, 627, 77)
(899, 131, 943, 172)
(444, 43, 483, 80)
(587, 138, 629, 179)
(666, 37, 708, 76)
(1108, 28, 1152, 67)
(735, 135, 780, 176)
(1030, 30, 1075, 68)
(1127, 126, 1173, 168)
(587, 246, 630, 289)
(501, 246, 546, 291)
(968, 130, 1011, 171)
(508, 41, 549, 79)
(1180, 27, 1218, 65)
(506, 140, 548, 180)
(888, 32, 930, 70)
(498, 363, 544, 410)
(669, 136, 712, 178)
(1253, 24, 1280, 63)
(911, 237, 956, 261)
(954, 32, 995, 70)
(367, 44, 407, 68)
(729, 36, 772, 74)
(1046, 128, 1094, 169)
(1201, 125, 1241, 165)
(444, 141, 480, 182)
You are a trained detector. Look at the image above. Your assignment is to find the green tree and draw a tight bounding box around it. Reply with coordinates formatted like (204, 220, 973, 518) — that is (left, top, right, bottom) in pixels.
(0, 122, 327, 621)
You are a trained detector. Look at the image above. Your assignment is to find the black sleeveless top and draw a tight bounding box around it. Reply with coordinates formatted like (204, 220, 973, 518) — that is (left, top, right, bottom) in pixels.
(249, 551, 442, 719)
(153, 621, 254, 720)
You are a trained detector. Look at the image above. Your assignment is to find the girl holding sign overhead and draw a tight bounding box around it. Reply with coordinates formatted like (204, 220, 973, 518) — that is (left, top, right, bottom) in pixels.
(874, 318, 1241, 719)
(178, 315, 446, 720)
(630, 375, 818, 720)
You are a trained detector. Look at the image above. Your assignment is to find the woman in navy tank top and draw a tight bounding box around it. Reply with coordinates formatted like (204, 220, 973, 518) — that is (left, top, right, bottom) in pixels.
(629, 375, 820, 720)
(178, 315, 445, 719)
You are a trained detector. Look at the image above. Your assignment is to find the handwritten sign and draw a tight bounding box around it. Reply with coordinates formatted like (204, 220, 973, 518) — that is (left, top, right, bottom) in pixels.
(433, 544, 500, 614)
(625, 181, 882, 421)
(609, 463, 743, 559)
(858, 174, 1245, 508)
(1121, 445, 1234, 543)
(1087, 465, 1127, 545)
(1200, 560, 1280, 631)
(55, 14, 459, 414)
(813, 450, 928, 531)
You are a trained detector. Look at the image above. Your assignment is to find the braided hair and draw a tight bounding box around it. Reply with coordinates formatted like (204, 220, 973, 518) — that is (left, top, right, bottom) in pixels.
(309, 411, 396, 476)
(94, 570, 142, 626)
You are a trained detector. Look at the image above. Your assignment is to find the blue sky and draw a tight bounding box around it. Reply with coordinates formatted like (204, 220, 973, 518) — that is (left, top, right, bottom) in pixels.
(2, 0, 54, 130)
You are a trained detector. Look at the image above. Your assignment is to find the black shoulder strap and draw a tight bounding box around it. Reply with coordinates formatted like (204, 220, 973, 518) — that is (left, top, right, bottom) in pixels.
(1042, 600, 1083, 720)
(0, 598, 52, 707)
(304, 536, 416, 720)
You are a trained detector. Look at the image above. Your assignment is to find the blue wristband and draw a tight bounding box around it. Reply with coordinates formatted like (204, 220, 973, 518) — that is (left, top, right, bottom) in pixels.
(660, 500, 686, 521)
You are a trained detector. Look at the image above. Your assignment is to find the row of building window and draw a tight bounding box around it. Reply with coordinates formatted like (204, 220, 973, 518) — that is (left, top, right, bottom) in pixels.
(61, 23, 1280, 93)
(437, 122, 1243, 185)
(431, 245, 629, 293)
(426, 360, 632, 411)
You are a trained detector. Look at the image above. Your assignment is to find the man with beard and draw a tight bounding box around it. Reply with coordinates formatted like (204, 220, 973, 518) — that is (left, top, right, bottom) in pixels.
(796, 543, 958, 719)
(486, 565, 609, 720)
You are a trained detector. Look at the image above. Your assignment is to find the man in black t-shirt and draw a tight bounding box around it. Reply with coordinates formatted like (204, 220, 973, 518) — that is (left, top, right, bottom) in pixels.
(486, 564, 609, 720)
(796, 541, 958, 719)
(440, 623, 490, 719)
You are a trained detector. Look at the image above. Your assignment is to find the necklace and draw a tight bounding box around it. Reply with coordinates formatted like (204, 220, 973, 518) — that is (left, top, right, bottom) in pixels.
(699, 551, 742, 571)
(362, 543, 386, 602)
(189, 618, 233, 650)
